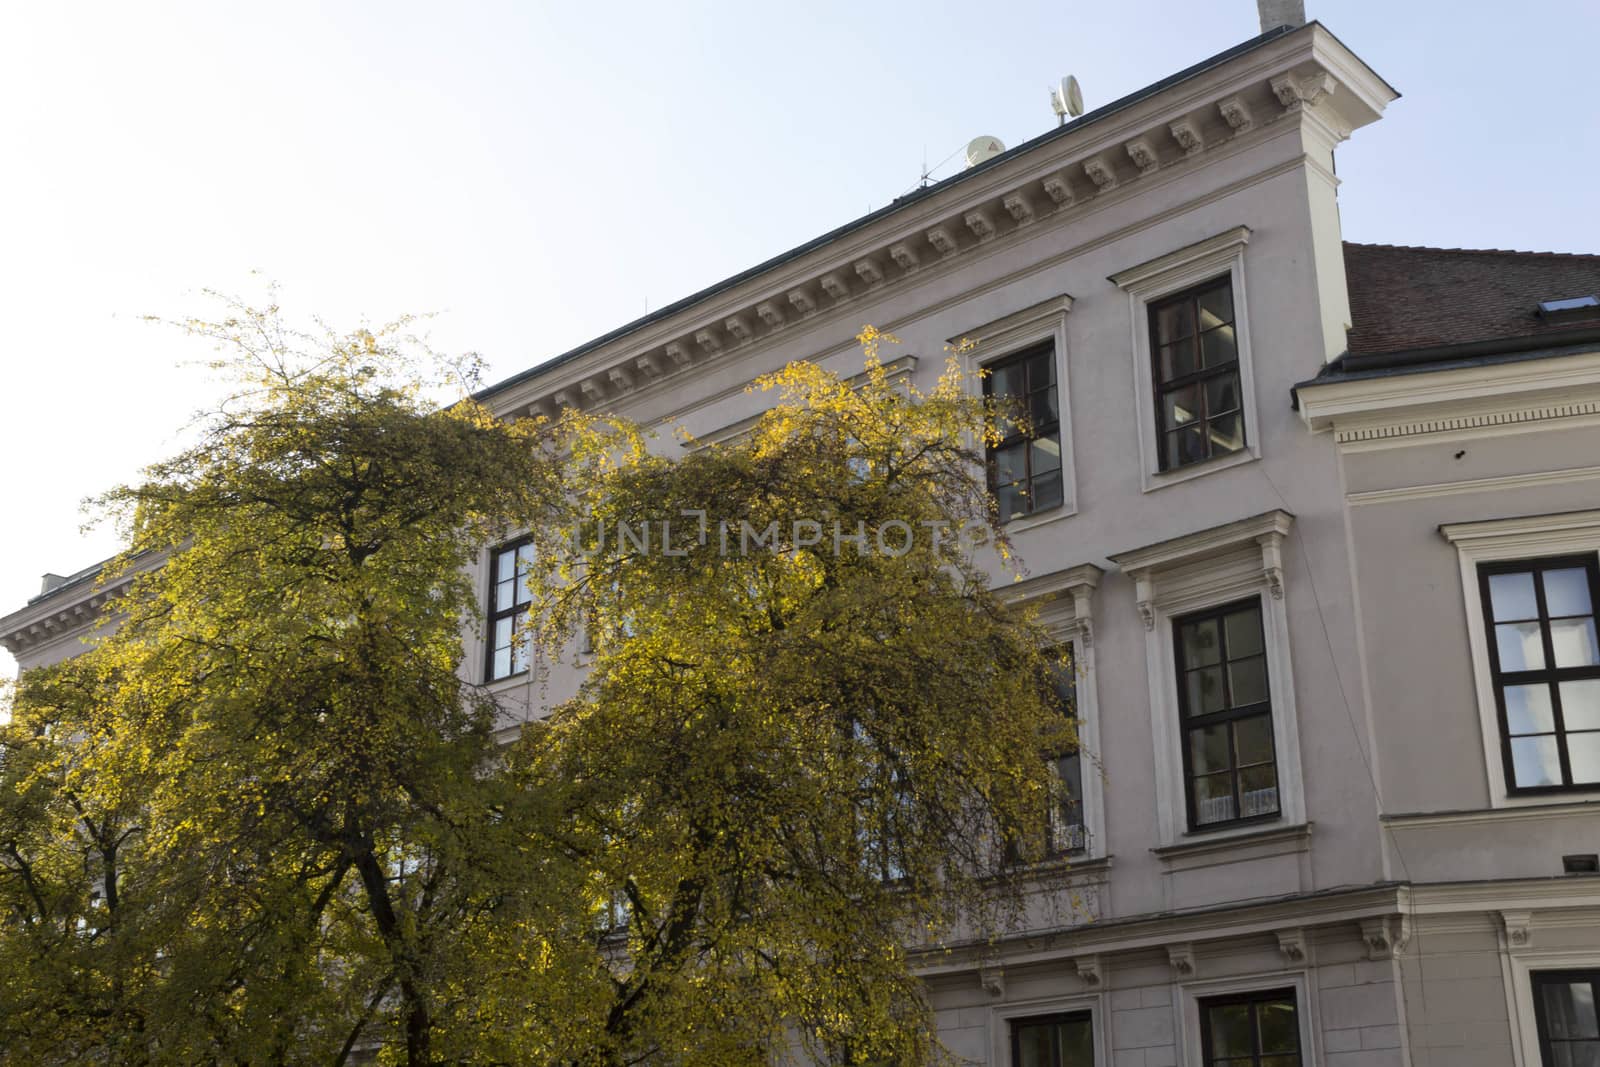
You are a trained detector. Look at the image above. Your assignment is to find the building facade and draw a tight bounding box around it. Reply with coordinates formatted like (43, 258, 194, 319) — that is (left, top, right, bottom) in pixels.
(6, 12, 1600, 1067)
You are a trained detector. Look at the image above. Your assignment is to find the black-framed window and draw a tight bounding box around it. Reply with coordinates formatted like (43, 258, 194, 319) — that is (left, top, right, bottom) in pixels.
(1199, 988, 1301, 1067)
(1150, 275, 1244, 471)
(1479, 556, 1600, 792)
(1011, 1010, 1094, 1067)
(1048, 651, 1087, 854)
(983, 341, 1063, 522)
(1175, 599, 1279, 830)
(486, 538, 535, 682)
(1534, 969, 1600, 1067)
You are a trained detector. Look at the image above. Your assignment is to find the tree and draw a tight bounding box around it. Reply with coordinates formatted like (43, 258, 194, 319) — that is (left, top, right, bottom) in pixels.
(0, 310, 1073, 1065)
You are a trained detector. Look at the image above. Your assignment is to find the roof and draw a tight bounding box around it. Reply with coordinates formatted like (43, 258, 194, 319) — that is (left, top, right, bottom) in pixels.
(473, 21, 1346, 404)
(1342, 242, 1600, 360)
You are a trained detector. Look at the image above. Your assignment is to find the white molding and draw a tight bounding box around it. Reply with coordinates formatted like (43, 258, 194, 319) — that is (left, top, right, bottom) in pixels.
(1109, 511, 1302, 846)
(1380, 798, 1600, 829)
(1504, 945, 1600, 1067)
(1347, 464, 1600, 507)
(1109, 227, 1263, 492)
(962, 292, 1080, 524)
(1175, 969, 1320, 1067)
(988, 989, 1109, 1067)
(1439, 509, 1600, 808)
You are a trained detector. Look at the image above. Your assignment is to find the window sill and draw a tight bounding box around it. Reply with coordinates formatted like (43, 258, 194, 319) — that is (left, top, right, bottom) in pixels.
(1000, 500, 1079, 535)
(1141, 446, 1258, 494)
(1151, 821, 1311, 867)
(484, 671, 531, 694)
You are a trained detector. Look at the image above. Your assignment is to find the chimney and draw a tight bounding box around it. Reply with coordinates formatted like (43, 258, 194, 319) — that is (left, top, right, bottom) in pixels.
(40, 573, 68, 595)
(1258, 0, 1306, 32)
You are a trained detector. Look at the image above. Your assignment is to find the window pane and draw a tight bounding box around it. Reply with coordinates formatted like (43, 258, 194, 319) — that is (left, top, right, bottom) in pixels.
(1543, 981, 1600, 1040)
(497, 550, 515, 582)
(1158, 340, 1197, 382)
(1257, 999, 1300, 1052)
(1028, 349, 1056, 386)
(1489, 572, 1539, 621)
(1568, 733, 1600, 785)
(1059, 1016, 1094, 1067)
(1207, 1003, 1254, 1056)
(1505, 684, 1557, 734)
(1198, 283, 1234, 328)
(991, 362, 1024, 398)
(1200, 324, 1237, 368)
(1182, 618, 1222, 668)
(1054, 753, 1084, 823)
(1511, 735, 1563, 788)
(1157, 301, 1195, 342)
(1030, 475, 1064, 514)
(1239, 764, 1280, 817)
(1497, 621, 1547, 671)
(1164, 384, 1202, 427)
(1186, 667, 1227, 715)
(1206, 374, 1241, 418)
(1234, 714, 1275, 765)
(1208, 411, 1245, 455)
(1193, 773, 1236, 824)
(1030, 435, 1062, 474)
(994, 443, 1025, 486)
(1551, 617, 1600, 668)
(1031, 389, 1059, 426)
(1190, 724, 1232, 774)
(1224, 607, 1264, 657)
(496, 577, 516, 612)
(1229, 655, 1270, 707)
(492, 645, 511, 680)
(997, 483, 1022, 523)
(1545, 568, 1595, 618)
(493, 616, 513, 652)
(1260, 1058, 1303, 1067)
(1165, 426, 1205, 468)
(511, 633, 531, 675)
(1562, 680, 1600, 731)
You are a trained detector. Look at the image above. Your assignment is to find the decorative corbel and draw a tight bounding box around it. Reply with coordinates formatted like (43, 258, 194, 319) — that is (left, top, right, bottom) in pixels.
(1125, 138, 1159, 176)
(606, 366, 633, 392)
(963, 208, 997, 242)
(1070, 584, 1095, 651)
(1074, 954, 1103, 986)
(1168, 118, 1204, 157)
(1500, 910, 1533, 949)
(1359, 915, 1411, 960)
(694, 329, 722, 356)
(1271, 70, 1336, 112)
(755, 301, 785, 329)
(1134, 572, 1157, 631)
(1218, 95, 1253, 133)
(925, 225, 959, 257)
(1002, 192, 1034, 225)
(1275, 928, 1308, 965)
(552, 388, 578, 410)
(787, 289, 816, 316)
(1167, 943, 1196, 978)
(634, 353, 663, 378)
(1041, 173, 1074, 206)
(579, 378, 607, 404)
(1083, 156, 1117, 191)
(1257, 532, 1285, 600)
(853, 258, 885, 287)
(888, 242, 921, 271)
(819, 273, 850, 301)
(979, 962, 1006, 998)
(665, 341, 694, 368)
(723, 315, 752, 342)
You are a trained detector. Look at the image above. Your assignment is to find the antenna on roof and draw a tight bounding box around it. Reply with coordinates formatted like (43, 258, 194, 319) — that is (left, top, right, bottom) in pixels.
(1050, 75, 1084, 126)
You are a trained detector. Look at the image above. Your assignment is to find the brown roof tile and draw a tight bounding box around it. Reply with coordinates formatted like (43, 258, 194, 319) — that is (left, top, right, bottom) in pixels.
(1343, 242, 1600, 357)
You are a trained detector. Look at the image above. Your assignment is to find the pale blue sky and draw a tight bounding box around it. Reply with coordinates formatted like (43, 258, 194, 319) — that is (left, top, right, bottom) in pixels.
(3, 0, 1597, 677)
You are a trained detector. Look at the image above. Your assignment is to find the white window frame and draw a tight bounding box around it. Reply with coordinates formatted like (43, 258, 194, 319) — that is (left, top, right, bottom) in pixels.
(1503, 942, 1600, 1067)
(1109, 511, 1305, 847)
(998, 563, 1107, 860)
(954, 293, 1078, 530)
(1441, 508, 1600, 807)
(989, 990, 1108, 1067)
(1109, 226, 1260, 493)
(1178, 969, 1320, 1067)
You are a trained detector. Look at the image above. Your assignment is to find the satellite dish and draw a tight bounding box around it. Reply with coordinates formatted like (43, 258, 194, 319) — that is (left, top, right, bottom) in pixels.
(1051, 75, 1085, 122)
(964, 135, 1006, 168)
